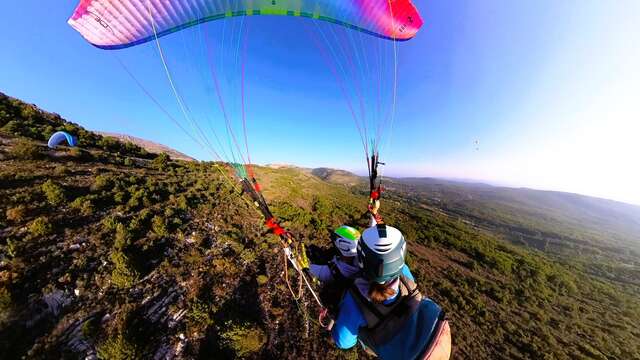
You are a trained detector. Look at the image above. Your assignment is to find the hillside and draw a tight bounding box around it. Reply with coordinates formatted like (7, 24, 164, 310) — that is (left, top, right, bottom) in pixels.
(309, 168, 364, 186)
(1, 92, 639, 359)
(387, 178, 640, 287)
(96, 132, 195, 162)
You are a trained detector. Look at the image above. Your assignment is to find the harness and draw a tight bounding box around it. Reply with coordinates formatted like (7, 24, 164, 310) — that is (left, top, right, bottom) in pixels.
(327, 260, 349, 286)
(348, 276, 451, 359)
(349, 276, 423, 346)
(321, 260, 360, 320)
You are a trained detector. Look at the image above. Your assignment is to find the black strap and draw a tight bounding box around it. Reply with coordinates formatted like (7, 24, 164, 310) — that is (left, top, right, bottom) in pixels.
(328, 261, 346, 283)
(368, 280, 417, 332)
(370, 153, 378, 194)
(240, 178, 273, 219)
(351, 285, 385, 323)
(399, 276, 420, 298)
(350, 277, 416, 329)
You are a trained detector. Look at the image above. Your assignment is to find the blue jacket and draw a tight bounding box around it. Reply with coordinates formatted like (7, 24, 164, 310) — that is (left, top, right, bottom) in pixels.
(332, 265, 415, 349)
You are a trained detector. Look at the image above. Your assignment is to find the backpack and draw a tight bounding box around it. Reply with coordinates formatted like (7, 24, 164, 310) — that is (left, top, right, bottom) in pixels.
(349, 276, 451, 360)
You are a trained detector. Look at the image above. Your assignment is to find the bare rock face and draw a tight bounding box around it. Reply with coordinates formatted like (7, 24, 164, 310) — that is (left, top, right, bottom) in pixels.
(43, 290, 71, 317)
(152, 334, 187, 360)
(26, 289, 72, 328)
(141, 285, 185, 325)
(57, 316, 98, 359)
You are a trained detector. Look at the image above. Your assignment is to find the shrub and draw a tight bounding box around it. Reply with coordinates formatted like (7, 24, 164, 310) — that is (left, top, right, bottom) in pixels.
(151, 215, 168, 237)
(219, 322, 266, 358)
(6, 205, 26, 222)
(1, 120, 21, 135)
(53, 165, 70, 176)
(152, 153, 170, 170)
(97, 136, 120, 152)
(256, 275, 269, 286)
(240, 250, 256, 264)
(114, 223, 131, 249)
(10, 191, 33, 204)
(176, 195, 189, 211)
(29, 216, 53, 237)
(20, 105, 39, 120)
(70, 197, 94, 216)
(9, 139, 41, 160)
(113, 191, 126, 204)
(91, 174, 113, 192)
(128, 209, 151, 236)
(126, 187, 150, 209)
(6, 238, 17, 258)
(187, 299, 213, 327)
(110, 250, 138, 288)
(97, 334, 139, 360)
(42, 180, 66, 205)
(79, 199, 95, 216)
(102, 215, 119, 232)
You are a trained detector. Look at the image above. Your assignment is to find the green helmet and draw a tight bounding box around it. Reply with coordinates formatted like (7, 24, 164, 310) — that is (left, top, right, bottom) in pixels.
(333, 225, 361, 257)
(357, 224, 407, 283)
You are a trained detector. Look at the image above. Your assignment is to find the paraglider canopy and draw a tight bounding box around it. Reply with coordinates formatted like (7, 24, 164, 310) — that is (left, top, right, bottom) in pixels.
(48, 131, 77, 148)
(68, 0, 424, 49)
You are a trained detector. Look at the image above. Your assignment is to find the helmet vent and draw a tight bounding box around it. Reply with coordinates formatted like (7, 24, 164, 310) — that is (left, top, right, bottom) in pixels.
(376, 224, 387, 238)
(374, 242, 393, 253)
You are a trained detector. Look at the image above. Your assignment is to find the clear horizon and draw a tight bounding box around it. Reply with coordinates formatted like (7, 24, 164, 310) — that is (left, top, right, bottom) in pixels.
(1, 1, 639, 206)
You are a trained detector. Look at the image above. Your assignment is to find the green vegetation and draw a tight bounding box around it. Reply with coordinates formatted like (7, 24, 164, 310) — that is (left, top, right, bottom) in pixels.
(70, 196, 95, 216)
(41, 180, 66, 205)
(0, 91, 638, 359)
(8, 138, 42, 160)
(109, 250, 139, 289)
(219, 322, 267, 358)
(96, 334, 139, 360)
(187, 299, 213, 327)
(151, 215, 168, 237)
(28, 216, 53, 237)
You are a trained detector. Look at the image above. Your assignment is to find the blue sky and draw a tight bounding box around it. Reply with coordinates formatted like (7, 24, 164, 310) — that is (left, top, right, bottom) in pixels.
(1, 1, 639, 205)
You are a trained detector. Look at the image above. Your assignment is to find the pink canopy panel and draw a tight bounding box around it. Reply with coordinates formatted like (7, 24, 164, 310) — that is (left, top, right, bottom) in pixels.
(68, 0, 423, 49)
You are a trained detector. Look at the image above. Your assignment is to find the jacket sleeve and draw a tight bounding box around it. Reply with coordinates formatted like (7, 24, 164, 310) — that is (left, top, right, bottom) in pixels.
(332, 293, 365, 349)
(401, 265, 415, 282)
(368, 213, 377, 228)
(309, 264, 334, 283)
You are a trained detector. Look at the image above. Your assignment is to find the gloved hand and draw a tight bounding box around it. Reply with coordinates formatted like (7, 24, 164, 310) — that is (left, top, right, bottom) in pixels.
(306, 244, 334, 265)
(368, 199, 380, 215)
(298, 243, 310, 270)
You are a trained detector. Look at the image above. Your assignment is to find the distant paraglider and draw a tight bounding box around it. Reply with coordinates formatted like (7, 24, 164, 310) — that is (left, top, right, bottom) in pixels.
(47, 131, 77, 149)
(474, 139, 480, 151)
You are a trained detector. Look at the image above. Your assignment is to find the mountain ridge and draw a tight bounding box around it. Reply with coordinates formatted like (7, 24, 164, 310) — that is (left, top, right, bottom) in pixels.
(96, 131, 195, 162)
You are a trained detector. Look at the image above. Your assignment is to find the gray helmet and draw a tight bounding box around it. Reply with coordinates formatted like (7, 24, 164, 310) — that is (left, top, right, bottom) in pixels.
(357, 224, 407, 284)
